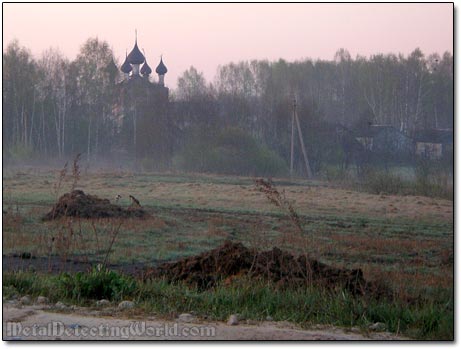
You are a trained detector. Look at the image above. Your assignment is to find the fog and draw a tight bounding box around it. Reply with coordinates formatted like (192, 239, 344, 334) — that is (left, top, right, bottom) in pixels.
(3, 36, 453, 199)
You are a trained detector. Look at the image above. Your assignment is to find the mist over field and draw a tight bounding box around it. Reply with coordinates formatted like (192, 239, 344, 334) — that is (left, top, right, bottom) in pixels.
(3, 38, 453, 197)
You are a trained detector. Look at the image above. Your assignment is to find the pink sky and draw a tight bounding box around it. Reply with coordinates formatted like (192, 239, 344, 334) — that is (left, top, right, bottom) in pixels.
(3, 3, 453, 88)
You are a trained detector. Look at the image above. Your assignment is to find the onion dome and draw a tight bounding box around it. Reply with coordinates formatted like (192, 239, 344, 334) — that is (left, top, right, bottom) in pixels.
(155, 57, 168, 75)
(121, 52, 132, 74)
(127, 39, 145, 65)
(140, 59, 152, 76)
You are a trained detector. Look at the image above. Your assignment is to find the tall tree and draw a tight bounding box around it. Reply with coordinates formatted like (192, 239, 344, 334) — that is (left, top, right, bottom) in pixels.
(3, 41, 38, 154)
(72, 38, 116, 160)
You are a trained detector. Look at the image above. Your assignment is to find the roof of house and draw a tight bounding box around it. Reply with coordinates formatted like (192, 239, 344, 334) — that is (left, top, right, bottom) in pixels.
(415, 129, 453, 144)
(354, 125, 400, 138)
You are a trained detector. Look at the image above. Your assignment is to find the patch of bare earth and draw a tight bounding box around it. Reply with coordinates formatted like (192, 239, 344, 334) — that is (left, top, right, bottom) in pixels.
(43, 190, 147, 220)
(146, 241, 391, 299)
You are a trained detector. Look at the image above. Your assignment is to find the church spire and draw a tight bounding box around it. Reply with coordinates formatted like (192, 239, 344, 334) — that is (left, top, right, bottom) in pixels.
(127, 30, 145, 75)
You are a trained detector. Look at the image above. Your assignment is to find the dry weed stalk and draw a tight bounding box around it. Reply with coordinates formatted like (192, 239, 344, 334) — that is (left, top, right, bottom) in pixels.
(53, 162, 68, 202)
(71, 218, 89, 264)
(44, 154, 90, 271)
(102, 219, 123, 269)
(90, 220, 102, 252)
(71, 153, 82, 191)
(48, 218, 74, 272)
(44, 218, 124, 272)
(247, 220, 272, 251)
(254, 178, 313, 283)
(46, 234, 54, 273)
(255, 178, 305, 237)
(248, 221, 272, 277)
(51, 153, 82, 202)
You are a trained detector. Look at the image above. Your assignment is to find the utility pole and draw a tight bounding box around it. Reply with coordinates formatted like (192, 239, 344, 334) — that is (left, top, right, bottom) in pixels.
(290, 100, 295, 177)
(293, 98, 313, 179)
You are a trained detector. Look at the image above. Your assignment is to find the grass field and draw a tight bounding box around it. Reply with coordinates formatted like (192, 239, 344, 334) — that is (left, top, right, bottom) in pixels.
(2, 167, 454, 339)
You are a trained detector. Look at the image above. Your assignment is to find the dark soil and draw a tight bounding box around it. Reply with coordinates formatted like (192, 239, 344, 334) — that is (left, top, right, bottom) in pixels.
(43, 190, 147, 220)
(146, 241, 391, 299)
(2, 254, 150, 278)
(3, 241, 391, 300)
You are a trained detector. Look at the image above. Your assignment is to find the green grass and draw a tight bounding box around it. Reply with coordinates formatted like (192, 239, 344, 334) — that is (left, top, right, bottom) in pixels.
(2, 271, 453, 340)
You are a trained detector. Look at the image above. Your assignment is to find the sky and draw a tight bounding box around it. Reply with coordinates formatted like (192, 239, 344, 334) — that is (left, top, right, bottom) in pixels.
(3, 3, 453, 88)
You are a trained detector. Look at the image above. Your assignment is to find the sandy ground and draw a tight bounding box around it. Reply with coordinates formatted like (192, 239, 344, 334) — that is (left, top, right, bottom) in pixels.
(3, 303, 407, 341)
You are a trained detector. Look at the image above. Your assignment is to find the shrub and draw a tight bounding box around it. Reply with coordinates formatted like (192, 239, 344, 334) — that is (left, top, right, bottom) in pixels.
(3, 271, 51, 297)
(57, 266, 137, 301)
(415, 157, 453, 199)
(175, 127, 288, 177)
(361, 168, 407, 195)
(319, 165, 350, 182)
(357, 164, 453, 199)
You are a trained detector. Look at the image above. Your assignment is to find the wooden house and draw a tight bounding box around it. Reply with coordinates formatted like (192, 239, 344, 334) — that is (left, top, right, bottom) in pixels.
(414, 129, 453, 159)
(354, 125, 413, 156)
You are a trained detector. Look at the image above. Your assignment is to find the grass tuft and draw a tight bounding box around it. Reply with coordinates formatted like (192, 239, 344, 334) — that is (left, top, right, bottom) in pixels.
(3, 271, 453, 340)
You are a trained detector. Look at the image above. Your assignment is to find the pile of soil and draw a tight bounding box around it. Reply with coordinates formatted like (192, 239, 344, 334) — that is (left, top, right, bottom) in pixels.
(43, 190, 147, 220)
(147, 241, 390, 298)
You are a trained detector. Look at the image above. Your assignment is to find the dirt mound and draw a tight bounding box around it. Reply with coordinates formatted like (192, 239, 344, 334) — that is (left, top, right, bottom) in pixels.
(147, 241, 390, 298)
(43, 190, 147, 220)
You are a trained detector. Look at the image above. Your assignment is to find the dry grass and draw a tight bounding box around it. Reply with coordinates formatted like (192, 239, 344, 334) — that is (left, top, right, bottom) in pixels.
(1, 170, 453, 223)
(361, 264, 453, 301)
(328, 234, 442, 255)
(2, 169, 453, 306)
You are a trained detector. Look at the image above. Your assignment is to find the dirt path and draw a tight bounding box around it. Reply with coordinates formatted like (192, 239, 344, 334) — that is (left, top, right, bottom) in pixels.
(3, 304, 407, 340)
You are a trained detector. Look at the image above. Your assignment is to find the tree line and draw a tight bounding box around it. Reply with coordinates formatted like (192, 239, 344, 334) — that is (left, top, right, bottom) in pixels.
(3, 38, 453, 174)
(3, 38, 117, 163)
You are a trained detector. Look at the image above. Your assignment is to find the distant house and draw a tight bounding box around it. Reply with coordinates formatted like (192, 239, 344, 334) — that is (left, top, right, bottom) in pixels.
(335, 124, 366, 153)
(354, 125, 413, 156)
(414, 129, 453, 159)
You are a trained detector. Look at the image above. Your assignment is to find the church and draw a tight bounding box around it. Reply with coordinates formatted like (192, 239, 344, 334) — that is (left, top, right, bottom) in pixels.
(113, 34, 173, 169)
